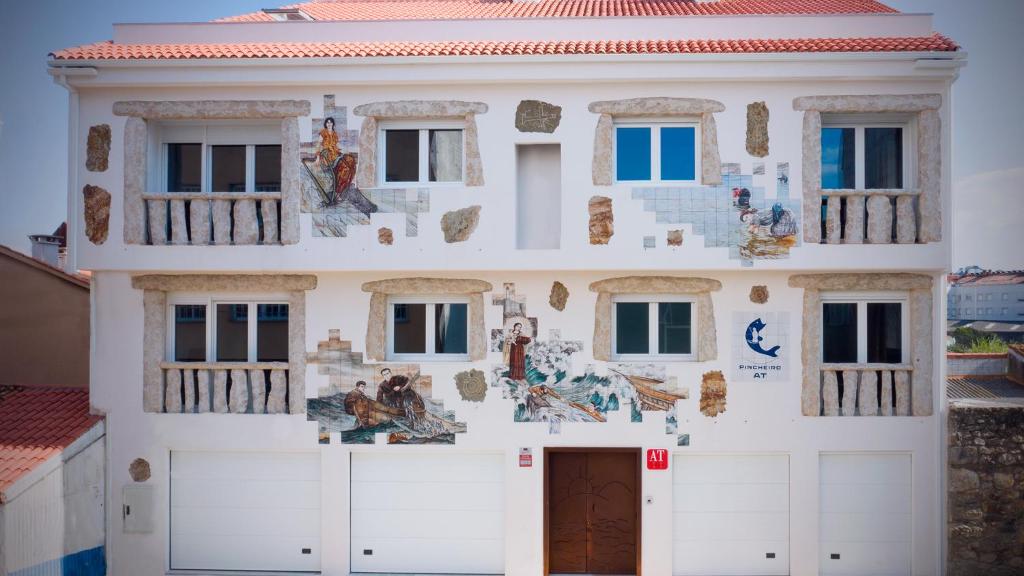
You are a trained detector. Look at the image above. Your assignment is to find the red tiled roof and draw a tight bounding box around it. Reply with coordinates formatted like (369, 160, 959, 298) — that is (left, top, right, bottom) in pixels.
(219, 0, 898, 22)
(51, 34, 958, 61)
(951, 272, 1024, 286)
(0, 386, 102, 501)
(0, 244, 90, 289)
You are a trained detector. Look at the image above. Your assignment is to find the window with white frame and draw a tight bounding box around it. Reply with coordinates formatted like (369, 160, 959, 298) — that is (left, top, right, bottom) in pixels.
(821, 116, 913, 190)
(387, 297, 469, 361)
(611, 295, 695, 360)
(380, 122, 464, 184)
(169, 296, 289, 363)
(614, 121, 700, 183)
(821, 293, 908, 364)
(159, 123, 282, 193)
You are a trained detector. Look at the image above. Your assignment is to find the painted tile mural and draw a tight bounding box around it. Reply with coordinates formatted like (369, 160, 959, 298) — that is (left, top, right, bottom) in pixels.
(300, 95, 430, 237)
(631, 163, 799, 266)
(731, 311, 791, 382)
(306, 330, 466, 444)
(489, 283, 689, 434)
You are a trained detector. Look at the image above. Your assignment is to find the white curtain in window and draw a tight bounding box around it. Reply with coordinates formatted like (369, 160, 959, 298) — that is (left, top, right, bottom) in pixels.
(429, 130, 463, 182)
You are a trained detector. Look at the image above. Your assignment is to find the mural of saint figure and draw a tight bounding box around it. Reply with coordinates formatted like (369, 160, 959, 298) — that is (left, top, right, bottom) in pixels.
(303, 117, 377, 216)
(503, 322, 532, 381)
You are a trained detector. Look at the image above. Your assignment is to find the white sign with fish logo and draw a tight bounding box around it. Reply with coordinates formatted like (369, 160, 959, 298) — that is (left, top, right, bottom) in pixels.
(731, 311, 790, 382)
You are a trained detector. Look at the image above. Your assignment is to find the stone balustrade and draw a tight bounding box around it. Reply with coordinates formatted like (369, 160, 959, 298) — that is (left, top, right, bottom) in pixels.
(159, 362, 291, 414)
(819, 189, 920, 245)
(818, 364, 913, 416)
(141, 193, 283, 246)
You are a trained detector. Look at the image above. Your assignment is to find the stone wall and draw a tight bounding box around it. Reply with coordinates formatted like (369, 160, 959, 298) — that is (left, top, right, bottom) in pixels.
(948, 399, 1024, 575)
(948, 353, 1009, 377)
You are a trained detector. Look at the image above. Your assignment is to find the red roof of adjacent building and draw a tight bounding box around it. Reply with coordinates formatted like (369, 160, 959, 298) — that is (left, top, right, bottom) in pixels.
(0, 386, 102, 502)
(950, 272, 1024, 286)
(51, 34, 958, 61)
(219, 0, 899, 22)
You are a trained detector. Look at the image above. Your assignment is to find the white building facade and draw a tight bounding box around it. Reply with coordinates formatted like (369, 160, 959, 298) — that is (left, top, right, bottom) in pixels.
(51, 1, 962, 574)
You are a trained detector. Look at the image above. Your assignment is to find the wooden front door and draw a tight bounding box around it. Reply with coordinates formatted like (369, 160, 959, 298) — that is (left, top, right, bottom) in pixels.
(547, 449, 640, 575)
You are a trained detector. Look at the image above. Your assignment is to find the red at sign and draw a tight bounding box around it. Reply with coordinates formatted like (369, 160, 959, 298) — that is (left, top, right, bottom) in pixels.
(519, 454, 533, 467)
(647, 449, 669, 470)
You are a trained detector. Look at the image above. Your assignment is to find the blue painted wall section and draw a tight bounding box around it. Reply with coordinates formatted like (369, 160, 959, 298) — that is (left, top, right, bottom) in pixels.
(8, 546, 105, 576)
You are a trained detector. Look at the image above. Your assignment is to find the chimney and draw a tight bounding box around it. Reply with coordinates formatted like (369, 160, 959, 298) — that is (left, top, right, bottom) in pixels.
(28, 222, 68, 269)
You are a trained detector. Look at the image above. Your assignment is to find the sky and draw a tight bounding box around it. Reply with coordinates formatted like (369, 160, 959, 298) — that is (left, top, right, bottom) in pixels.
(0, 0, 1021, 270)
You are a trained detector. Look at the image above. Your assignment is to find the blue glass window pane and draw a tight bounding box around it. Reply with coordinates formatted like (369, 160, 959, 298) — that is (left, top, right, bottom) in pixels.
(821, 127, 855, 189)
(660, 127, 696, 181)
(616, 127, 651, 181)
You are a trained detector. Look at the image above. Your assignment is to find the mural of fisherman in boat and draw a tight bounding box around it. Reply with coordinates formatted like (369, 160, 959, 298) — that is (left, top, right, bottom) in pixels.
(733, 186, 798, 262)
(301, 117, 377, 216)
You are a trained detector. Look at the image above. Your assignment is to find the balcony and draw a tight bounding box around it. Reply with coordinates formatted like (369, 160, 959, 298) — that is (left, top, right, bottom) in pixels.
(160, 362, 292, 414)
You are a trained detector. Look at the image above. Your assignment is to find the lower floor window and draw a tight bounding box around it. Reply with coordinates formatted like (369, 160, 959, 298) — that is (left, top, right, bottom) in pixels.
(170, 298, 289, 363)
(389, 298, 468, 360)
(822, 294, 906, 364)
(612, 296, 694, 360)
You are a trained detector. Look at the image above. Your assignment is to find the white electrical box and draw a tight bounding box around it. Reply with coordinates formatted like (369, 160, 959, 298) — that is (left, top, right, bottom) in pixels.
(122, 484, 155, 534)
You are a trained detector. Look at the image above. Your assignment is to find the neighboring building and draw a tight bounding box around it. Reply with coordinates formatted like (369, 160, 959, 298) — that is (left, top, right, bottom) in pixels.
(0, 386, 105, 576)
(0, 244, 90, 389)
(50, 1, 961, 575)
(947, 269, 1024, 323)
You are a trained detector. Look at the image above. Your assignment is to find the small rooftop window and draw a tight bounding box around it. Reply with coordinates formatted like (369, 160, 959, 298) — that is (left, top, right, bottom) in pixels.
(262, 8, 312, 21)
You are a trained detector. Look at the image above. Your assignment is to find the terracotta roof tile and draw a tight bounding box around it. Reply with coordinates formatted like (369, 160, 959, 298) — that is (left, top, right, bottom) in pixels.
(217, 0, 898, 22)
(51, 34, 957, 61)
(0, 386, 102, 500)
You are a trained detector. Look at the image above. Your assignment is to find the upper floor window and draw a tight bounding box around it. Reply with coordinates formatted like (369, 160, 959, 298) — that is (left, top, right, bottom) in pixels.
(821, 117, 911, 190)
(381, 123, 464, 185)
(615, 122, 699, 183)
(612, 295, 695, 361)
(387, 297, 469, 361)
(159, 124, 281, 193)
(821, 293, 907, 364)
(169, 296, 289, 363)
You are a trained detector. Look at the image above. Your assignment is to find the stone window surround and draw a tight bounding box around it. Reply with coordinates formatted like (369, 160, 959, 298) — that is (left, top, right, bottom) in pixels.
(134, 274, 317, 414)
(362, 277, 493, 362)
(589, 276, 721, 362)
(793, 94, 942, 244)
(588, 97, 725, 186)
(788, 273, 933, 417)
(114, 99, 311, 246)
(353, 100, 488, 189)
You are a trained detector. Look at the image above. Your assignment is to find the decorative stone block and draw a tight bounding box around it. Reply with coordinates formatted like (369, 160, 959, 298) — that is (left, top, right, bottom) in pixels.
(142, 290, 166, 413)
(233, 199, 259, 245)
(261, 199, 279, 244)
(229, 369, 249, 413)
(896, 195, 916, 244)
(189, 199, 211, 245)
(866, 195, 893, 244)
(700, 371, 727, 417)
(801, 111, 822, 244)
(170, 199, 188, 245)
(182, 369, 195, 413)
(128, 458, 151, 482)
(880, 370, 893, 416)
(147, 200, 168, 245)
(667, 229, 683, 246)
(844, 196, 865, 244)
(86, 124, 111, 172)
(123, 117, 147, 245)
(549, 281, 569, 311)
(841, 370, 858, 416)
(356, 116, 378, 189)
(213, 370, 229, 413)
(267, 370, 288, 414)
(82, 185, 110, 245)
(592, 114, 614, 185)
(165, 369, 182, 414)
(378, 227, 394, 245)
(826, 196, 842, 244)
(588, 196, 613, 245)
(212, 200, 232, 245)
(800, 289, 822, 416)
(749, 285, 769, 304)
(250, 369, 266, 414)
(196, 370, 211, 413)
(515, 100, 562, 133)
(917, 109, 942, 243)
(895, 370, 911, 416)
(859, 370, 879, 416)
(746, 102, 769, 157)
(700, 112, 722, 185)
(280, 116, 301, 245)
(455, 369, 487, 402)
(822, 371, 839, 416)
(463, 113, 485, 186)
(441, 205, 481, 243)
(288, 290, 307, 414)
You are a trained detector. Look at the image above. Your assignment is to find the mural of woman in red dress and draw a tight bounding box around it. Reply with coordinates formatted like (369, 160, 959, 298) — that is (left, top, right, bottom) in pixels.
(503, 322, 532, 381)
(303, 117, 377, 216)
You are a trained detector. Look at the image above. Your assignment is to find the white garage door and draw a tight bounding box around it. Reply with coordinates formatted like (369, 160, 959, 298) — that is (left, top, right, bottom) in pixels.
(673, 454, 790, 575)
(170, 451, 321, 572)
(351, 452, 504, 574)
(819, 453, 911, 576)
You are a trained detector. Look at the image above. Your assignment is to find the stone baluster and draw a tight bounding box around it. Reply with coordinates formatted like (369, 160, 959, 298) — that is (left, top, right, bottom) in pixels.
(260, 200, 279, 244)
(233, 200, 259, 245)
(825, 196, 843, 244)
(189, 199, 211, 245)
(858, 370, 879, 416)
(213, 369, 229, 413)
(250, 369, 266, 414)
(147, 200, 168, 245)
(169, 199, 188, 245)
(880, 370, 894, 416)
(229, 369, 249, 413)
(267, 370, 288, 414)
(844, 196, 865, 244)
(822, 370, 839, 416)
(196, 369, 211, 413)
(894, 370, 911, 416)
(182, 369, 196, 413)
(212, 200, 232, 245)
(841, 370, 859, 416)
(866, 195, 893, 244)
(895, 196, 916, 244)
(164, 368, 182, 413)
